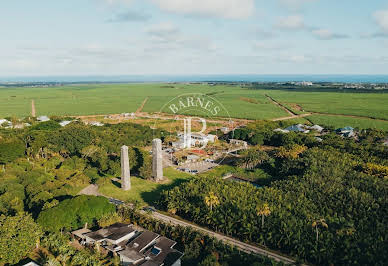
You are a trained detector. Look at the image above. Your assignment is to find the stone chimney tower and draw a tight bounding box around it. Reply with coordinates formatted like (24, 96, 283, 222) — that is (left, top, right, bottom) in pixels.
(121, 145, 131, 190)
(152, 139, 163, 181)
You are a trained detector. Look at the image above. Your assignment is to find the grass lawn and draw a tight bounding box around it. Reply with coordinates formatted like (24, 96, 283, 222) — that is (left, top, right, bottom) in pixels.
(97, 167, 192, 206)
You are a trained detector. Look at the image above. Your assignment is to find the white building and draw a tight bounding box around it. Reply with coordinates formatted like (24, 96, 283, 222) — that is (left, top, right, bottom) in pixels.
(90, 121, 104, 127)
(229, 139, 248, 148)
(172, 132, 217, 149)
(37, 116, 50, 122)
(59, 120, 73, 127)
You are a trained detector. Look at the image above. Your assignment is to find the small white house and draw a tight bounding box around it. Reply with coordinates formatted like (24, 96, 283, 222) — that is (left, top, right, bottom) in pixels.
(229, 139, 248, 148)
(37, 116, 50, 122)
(0, 119, 11, 127)
(220, 127, 230, 134)
(206, 134, 217, 143)
(59, 121, 73, 127)
(309, 125, 324, 133)
(90, 121, 104, 127)
(274, 128, 289, 133)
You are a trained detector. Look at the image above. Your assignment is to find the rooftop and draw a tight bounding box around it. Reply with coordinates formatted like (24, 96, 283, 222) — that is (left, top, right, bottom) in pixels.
(84, 223, 135, 242)
(143, 237, 180, 265)
(126, 230, 159, 253)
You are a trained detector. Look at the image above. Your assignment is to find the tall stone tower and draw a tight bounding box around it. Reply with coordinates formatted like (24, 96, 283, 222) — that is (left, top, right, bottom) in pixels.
(121, 145, 131, 191)
(31, 100, 36, 118)
(152, 139, 163, 181)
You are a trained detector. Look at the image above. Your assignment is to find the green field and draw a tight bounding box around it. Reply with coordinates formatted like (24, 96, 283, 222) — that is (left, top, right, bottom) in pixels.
(0, 83, 387, 130)
(0, 83, 288, 119)
(266, 90, 388, 120)
(307, 115, 388, 131)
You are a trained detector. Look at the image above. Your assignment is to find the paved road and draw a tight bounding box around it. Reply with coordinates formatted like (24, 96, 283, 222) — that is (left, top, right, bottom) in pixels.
(147, 210, 299, 265)
(79, 184, 299, 264)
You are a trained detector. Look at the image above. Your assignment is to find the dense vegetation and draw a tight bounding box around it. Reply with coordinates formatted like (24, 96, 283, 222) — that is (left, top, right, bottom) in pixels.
(118, 206, 280, 266)
(37, 195, 116, 232)
(0, 122, 160, 264)
(0, 213, 42, 264)
(160, 128, 388, 265)
(0, 115, 386, 265)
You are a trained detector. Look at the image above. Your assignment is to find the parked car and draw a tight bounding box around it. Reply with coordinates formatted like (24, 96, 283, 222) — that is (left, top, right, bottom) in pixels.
(143, 206, 157, 213)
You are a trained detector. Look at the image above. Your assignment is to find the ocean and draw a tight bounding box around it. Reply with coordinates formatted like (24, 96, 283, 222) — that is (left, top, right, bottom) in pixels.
(1, 75, 388, 83)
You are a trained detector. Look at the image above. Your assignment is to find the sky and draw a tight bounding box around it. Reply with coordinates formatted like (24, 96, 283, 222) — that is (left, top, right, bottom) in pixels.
(0, 0, 388, 76)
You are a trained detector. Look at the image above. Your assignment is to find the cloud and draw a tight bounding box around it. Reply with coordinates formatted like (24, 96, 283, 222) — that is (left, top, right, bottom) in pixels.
(252, 41, 288, 50)
(274, 16, 349, 40)
(278, 0, 317, 10)
(275, 15, 305, 30)
(150, 0, 255, 19)
(311, 29, 349, 40)
(360, 10, 388, 39)
(145, 22, 180, 41)
(253, 27, 277, 39)
(374, 9, 388, 33)
(106, 10, 150, 22)
(145, 22, 218, 53)
(106, 0, 254, 19)
(371, 9, 388, 37)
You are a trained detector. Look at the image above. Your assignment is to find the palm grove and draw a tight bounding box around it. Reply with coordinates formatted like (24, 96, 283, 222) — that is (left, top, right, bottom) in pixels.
(0, 118, 387, 265)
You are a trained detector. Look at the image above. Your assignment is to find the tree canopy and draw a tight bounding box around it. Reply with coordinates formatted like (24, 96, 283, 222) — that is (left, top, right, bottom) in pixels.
(0, 213, 42, 265)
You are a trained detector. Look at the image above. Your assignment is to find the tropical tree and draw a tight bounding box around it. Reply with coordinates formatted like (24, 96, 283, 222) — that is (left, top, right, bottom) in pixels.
(312, 218, 328, 243)
(0, 213, 43, 264)
(237, 148, 269, 170)
(45, 257, 60, 266)
(275, 144, 307, 159)
(204, 192, 220, 212)
(256, 203, 271, 228)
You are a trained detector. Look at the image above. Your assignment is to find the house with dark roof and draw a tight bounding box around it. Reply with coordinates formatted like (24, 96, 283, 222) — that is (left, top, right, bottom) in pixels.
(284, 124, 310, 133)
(142, 237, 184, 266)
(82, 223, 137, 245)
(336, 126, 356, 138)
(72, 223, 183, 266)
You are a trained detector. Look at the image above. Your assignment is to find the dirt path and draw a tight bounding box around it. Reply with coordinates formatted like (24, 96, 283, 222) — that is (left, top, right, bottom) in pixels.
(266, 94, 310, 121)
(78, 184, 101, 196)
(265, 94, 297, 117)
(136, 97, 149, 113)
(266, 94, 388, 123)
(272, 113, 312, 121)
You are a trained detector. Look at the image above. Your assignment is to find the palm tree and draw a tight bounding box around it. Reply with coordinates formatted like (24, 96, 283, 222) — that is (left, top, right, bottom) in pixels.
(204, 192, 220, 211)
(57, 254, 70, 266)
(238, 148, 269, 170)
(45, 257, 60, 266)
(312, 218, 328, 243)
(256, 203, 271, 227)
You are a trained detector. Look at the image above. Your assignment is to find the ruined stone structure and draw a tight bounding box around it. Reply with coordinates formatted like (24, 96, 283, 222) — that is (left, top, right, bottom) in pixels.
(121, 145, 131, 190)
(152, 139, 163, 181)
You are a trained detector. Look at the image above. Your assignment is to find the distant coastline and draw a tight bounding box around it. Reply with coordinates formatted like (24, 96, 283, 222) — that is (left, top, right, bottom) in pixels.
(1, 74, 388, 84)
